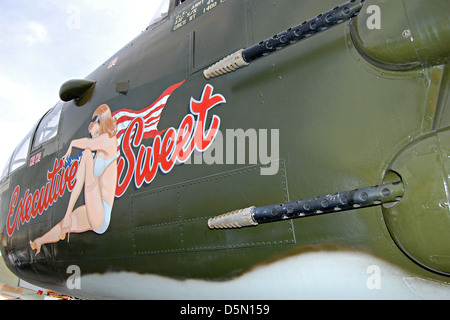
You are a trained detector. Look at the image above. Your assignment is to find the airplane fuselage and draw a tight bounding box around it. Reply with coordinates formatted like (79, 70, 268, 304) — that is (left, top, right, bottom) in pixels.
(1, 0, 450, 299)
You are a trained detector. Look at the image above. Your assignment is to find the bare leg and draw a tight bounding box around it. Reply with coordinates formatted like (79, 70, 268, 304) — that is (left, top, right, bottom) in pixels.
(30, 205, 92, 255)
(60, 150, 94, 237)
(82, 156, 105, 231)
(30, 149, 106, 255)
(30, 222, 64, 255)
(69, 206, 93, 233)
(31, 150, 93, 255)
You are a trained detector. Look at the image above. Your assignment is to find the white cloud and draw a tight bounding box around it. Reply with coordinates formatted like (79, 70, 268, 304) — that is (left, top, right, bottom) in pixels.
(23, 21, 49, 45)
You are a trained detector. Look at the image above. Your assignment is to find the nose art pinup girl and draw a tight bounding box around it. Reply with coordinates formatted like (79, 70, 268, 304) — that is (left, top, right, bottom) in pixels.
(30, 104, 119, 256)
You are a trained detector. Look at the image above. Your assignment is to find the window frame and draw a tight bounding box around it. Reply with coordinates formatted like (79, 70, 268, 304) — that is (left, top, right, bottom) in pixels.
(31, 101, 63, 150)
(1, 153, 13, 181)
(30, 101, 64, 152)
(8, 125, 36, 175)
(1, 101, 63, 180)
(147, 0, 172, 26)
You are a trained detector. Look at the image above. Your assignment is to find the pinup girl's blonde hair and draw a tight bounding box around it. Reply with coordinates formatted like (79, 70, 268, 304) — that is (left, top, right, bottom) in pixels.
(89, 104, 117, 138)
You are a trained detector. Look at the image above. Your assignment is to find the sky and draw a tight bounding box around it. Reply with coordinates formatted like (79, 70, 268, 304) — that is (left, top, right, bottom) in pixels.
(0, 0, 164, 173)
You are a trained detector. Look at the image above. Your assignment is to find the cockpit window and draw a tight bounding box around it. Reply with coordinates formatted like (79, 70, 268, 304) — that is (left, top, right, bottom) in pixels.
(33, 101, 62, 148)
(0, 101, 63, 179)
(9, 128, 34, 173)
(149, 0, 171, 26)
(1, 154, 12, 180)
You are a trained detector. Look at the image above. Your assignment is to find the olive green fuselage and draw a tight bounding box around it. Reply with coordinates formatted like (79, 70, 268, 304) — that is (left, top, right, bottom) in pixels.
(1, 0, 449, 299)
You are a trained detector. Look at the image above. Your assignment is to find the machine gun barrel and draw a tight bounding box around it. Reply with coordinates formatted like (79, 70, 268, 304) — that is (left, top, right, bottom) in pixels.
(204, 0, 365, 79)
(208, 181, 404, 229)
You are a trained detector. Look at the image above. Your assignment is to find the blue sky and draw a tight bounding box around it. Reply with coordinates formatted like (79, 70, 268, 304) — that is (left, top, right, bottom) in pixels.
(0, 0, 163, 171)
